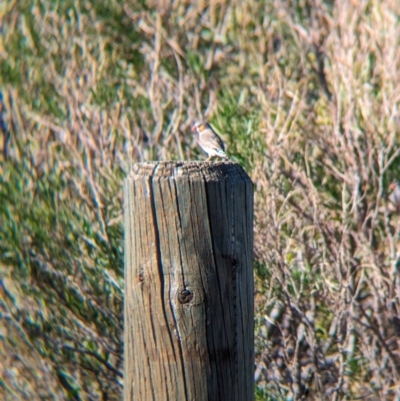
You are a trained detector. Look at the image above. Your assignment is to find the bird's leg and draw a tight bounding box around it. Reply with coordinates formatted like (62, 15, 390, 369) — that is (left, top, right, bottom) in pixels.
(206, 155, 212, 161)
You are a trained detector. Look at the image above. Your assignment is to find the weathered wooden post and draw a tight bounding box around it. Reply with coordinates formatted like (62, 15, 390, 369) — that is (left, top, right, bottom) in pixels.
(123, 161, 254, 401)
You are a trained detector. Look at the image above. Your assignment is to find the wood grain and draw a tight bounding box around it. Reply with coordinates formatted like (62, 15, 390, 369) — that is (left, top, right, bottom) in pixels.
(124, 161, 254, 401)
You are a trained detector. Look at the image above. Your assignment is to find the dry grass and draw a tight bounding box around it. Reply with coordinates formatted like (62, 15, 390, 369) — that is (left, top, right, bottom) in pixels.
(1, 0, 400, 399)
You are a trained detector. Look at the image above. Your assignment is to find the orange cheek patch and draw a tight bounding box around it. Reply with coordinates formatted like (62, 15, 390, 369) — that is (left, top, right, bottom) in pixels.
(199, 124, 206, 131)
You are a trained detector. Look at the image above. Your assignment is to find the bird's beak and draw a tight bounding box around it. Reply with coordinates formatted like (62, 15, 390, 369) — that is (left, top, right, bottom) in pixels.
(191, 125, 197, 132)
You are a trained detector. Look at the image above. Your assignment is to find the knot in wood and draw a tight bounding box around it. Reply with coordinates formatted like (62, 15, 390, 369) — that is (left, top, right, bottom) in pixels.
(178, 289, 193, 304)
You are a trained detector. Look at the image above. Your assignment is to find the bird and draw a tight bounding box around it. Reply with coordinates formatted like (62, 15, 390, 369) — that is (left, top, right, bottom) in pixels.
(191, 121, 228, 161)
(389, 181, 400, 214)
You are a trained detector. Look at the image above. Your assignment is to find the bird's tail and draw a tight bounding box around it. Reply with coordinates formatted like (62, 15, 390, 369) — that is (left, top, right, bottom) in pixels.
(216, 148, 228, 158)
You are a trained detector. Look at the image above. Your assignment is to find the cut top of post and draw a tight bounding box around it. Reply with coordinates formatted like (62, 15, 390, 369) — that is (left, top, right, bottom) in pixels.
(129, 160, 252, 184)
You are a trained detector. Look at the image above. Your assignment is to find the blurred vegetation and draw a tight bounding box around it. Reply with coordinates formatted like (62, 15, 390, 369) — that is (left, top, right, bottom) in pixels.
(1, 0, 400, 399)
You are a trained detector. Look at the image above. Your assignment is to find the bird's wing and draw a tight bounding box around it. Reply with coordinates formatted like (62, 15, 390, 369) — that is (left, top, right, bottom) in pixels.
(390, 186, 400, 205)
(201, 128, 225, 150)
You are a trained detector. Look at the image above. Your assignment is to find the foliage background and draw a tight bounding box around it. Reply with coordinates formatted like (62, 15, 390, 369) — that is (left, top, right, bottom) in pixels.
(1, 0, 400, 399)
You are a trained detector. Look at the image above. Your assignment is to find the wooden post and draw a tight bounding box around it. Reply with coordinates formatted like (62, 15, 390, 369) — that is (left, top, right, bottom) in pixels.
(123, 161, 254, 401)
